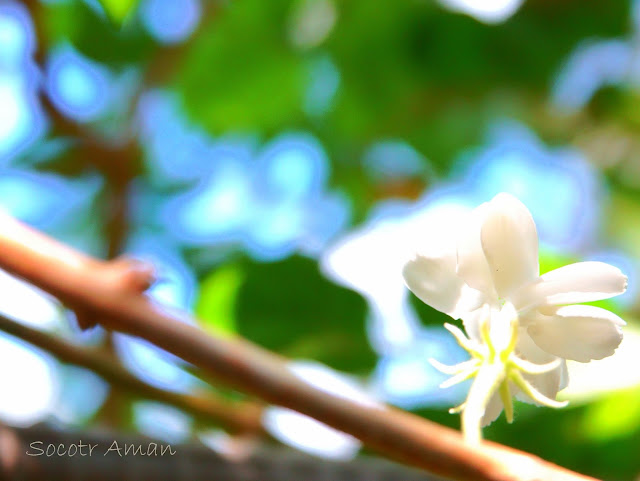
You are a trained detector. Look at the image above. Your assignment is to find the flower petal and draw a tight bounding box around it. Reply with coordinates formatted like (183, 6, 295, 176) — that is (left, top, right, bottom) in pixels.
(527, 305, 625, 362)
(403, 252, 484, 319)
(515, 333, 564, 402)
(456, 202, 497, 298)
(481, 391, 504, 426)
(461, 307, 485, 341)
(514, 261, 628, 309)
(480, 193, 539, 297)
(558, 357, 569, 392)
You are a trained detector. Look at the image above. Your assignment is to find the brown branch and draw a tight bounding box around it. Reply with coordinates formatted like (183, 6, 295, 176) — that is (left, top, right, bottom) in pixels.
(0, 214, 598, 481)
(0, 312, 263, 435)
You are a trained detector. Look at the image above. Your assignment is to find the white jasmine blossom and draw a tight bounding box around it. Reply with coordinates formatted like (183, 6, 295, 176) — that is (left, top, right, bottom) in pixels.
(402, 193, 627, 443)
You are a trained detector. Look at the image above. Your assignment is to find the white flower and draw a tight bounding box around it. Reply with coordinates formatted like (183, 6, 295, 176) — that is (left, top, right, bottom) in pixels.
(402, 192, 627, 442)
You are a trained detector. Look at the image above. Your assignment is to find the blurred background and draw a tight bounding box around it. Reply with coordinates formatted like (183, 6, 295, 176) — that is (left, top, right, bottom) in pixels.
(1, 0, 640, 479)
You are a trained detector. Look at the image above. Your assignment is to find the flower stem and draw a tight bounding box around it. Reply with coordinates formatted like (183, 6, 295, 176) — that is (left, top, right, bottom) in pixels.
(461, 363, 505, 444)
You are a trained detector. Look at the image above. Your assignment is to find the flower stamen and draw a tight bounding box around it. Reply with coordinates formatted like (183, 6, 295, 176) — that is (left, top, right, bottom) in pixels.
(443, 323, 484, 358)
(510, 356, 561, 375)
(448, 402, 466, 414)
(429, 358, 478, 375)
(509, 370, 569, 409)
(436, 309, 568, 443)
(439, 367, 479, 389)
(499, 381, 514, 424)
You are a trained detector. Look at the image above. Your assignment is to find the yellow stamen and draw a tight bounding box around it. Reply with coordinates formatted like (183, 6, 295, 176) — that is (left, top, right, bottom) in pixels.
(499, 381, 514, 423)
(443, 323, 484, 358)
(434, 305, 569, 443)
(439, 366, 479, 389)
(429, 357, 478, 376)
(509, 370, 569, 409)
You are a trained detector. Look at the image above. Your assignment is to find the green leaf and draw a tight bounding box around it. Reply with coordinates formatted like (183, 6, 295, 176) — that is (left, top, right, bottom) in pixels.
(177, 0, 306, 133)
(235, 256, 375, 374)
(581, 388, 640, 442)
(43, 2, 153, 65)
(196, 264, 245, 337)
(98, 0, 139, 25)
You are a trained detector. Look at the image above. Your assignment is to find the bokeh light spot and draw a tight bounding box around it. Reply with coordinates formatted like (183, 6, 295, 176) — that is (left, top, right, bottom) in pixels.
(0, 335, 58, 426)
(140, 0, 201, 44)
(46, 46, 111, 121)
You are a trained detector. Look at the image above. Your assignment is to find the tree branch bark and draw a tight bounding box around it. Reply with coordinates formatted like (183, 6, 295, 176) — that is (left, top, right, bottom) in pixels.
(0, 213, 599, 481)
(0, 313, 263, 435)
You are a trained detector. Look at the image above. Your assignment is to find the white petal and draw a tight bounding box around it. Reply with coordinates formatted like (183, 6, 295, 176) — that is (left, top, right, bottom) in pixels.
(403, 252, 484, 319)
(558, 358, 569, 392)
(515, 332, 563, 402)
(456, 202, 497, 298)
(481, 391, 504, 426)
(527, 305, 625, 362)
(461, 306, 485, 341)
(515, 262, 628, 309)
(480, 193, 539, 297)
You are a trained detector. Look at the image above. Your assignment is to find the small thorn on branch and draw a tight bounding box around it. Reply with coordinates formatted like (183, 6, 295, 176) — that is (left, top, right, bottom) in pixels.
(103, 256, 157, 294)
(74, 257, 156, 330)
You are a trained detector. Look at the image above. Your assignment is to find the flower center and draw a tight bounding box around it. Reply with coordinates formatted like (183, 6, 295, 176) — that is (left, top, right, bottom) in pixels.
(430, 304, 567, 444)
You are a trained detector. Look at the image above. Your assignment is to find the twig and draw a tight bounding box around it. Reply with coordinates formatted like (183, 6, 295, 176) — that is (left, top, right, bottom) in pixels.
(0, 312, 263, 435)
(0, 213, 598, 481)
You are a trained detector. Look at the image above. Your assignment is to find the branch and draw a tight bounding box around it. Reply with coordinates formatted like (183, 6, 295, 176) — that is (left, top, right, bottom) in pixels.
(0, 214, 598, 481)
(0, 313, 263, 435)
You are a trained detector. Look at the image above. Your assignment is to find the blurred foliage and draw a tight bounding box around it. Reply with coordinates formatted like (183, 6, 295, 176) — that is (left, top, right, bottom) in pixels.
(40, 0, 632, 174)
(235, 256, 374, 373)
(43, 2, 154, 66)
(196, 264, 244, 337)
(409, 292, 453, 328)
(98, 0, 140, 25)
(174, 0, 630, 170)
